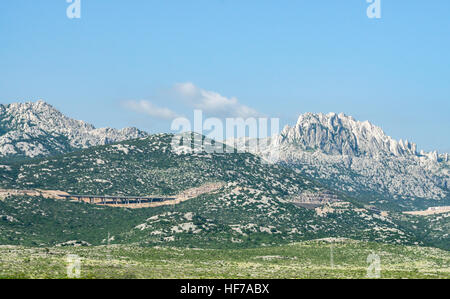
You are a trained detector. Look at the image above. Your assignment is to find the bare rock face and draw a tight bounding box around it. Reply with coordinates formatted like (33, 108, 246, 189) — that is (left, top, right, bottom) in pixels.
(0, 100, 148, 158)
(232, 112, 450, 203)
(280, 112, 418, 157)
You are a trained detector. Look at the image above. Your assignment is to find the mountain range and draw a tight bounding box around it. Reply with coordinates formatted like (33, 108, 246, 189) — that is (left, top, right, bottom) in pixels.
(229, 112, 450, 211)
(1, 132, 442, 248)
(0, 101, 448, 250)
(0, 101, 147, 159)
(1, 101, 449, 211)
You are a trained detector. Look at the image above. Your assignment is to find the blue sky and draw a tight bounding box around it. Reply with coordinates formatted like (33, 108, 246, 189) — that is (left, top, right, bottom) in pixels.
(0, 1, 449, 152)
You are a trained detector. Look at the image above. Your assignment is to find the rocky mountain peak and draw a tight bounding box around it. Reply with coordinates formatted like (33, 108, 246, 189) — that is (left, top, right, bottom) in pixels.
(281, 112, 418, 157)
(0, 100, 148, 158)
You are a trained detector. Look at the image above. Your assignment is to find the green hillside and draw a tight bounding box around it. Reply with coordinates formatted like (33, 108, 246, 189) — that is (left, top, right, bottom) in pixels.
(0, 134, 310, 196)
(1, 134, 444, 249)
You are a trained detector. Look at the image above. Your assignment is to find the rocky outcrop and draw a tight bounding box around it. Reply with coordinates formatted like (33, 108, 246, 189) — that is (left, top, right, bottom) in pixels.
(279, 112, 418, 157)
(231, 112, 450, 202)
(0, 100, 148, 158)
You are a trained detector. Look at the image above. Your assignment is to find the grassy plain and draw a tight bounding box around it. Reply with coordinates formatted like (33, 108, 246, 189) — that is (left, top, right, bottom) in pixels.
(1, 239, 448, 279)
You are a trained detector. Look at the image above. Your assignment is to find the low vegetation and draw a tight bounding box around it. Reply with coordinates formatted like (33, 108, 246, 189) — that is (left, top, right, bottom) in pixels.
(1, 240, 448, 279)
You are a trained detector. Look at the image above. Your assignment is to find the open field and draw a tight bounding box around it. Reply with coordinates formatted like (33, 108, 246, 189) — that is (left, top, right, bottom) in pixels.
(0, 239, 448, 279)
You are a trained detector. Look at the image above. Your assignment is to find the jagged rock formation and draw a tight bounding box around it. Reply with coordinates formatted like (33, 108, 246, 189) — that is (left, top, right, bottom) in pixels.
(280, 112, 419, 157)
(0, 100, 147, 158)
(230, 113, 450, 208)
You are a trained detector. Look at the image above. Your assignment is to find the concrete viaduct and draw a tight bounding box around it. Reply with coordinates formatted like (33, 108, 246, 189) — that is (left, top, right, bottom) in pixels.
(58, 194, 178, 206)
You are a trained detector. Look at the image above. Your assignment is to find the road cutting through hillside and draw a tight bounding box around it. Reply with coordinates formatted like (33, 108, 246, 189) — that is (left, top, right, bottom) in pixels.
(0, 183, 224, 209)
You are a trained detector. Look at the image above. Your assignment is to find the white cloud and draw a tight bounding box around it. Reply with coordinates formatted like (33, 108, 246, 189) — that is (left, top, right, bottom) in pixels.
(123, 83, 260, 121)
(123, 100, 179, 120)
(174, 82, 260, 118)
